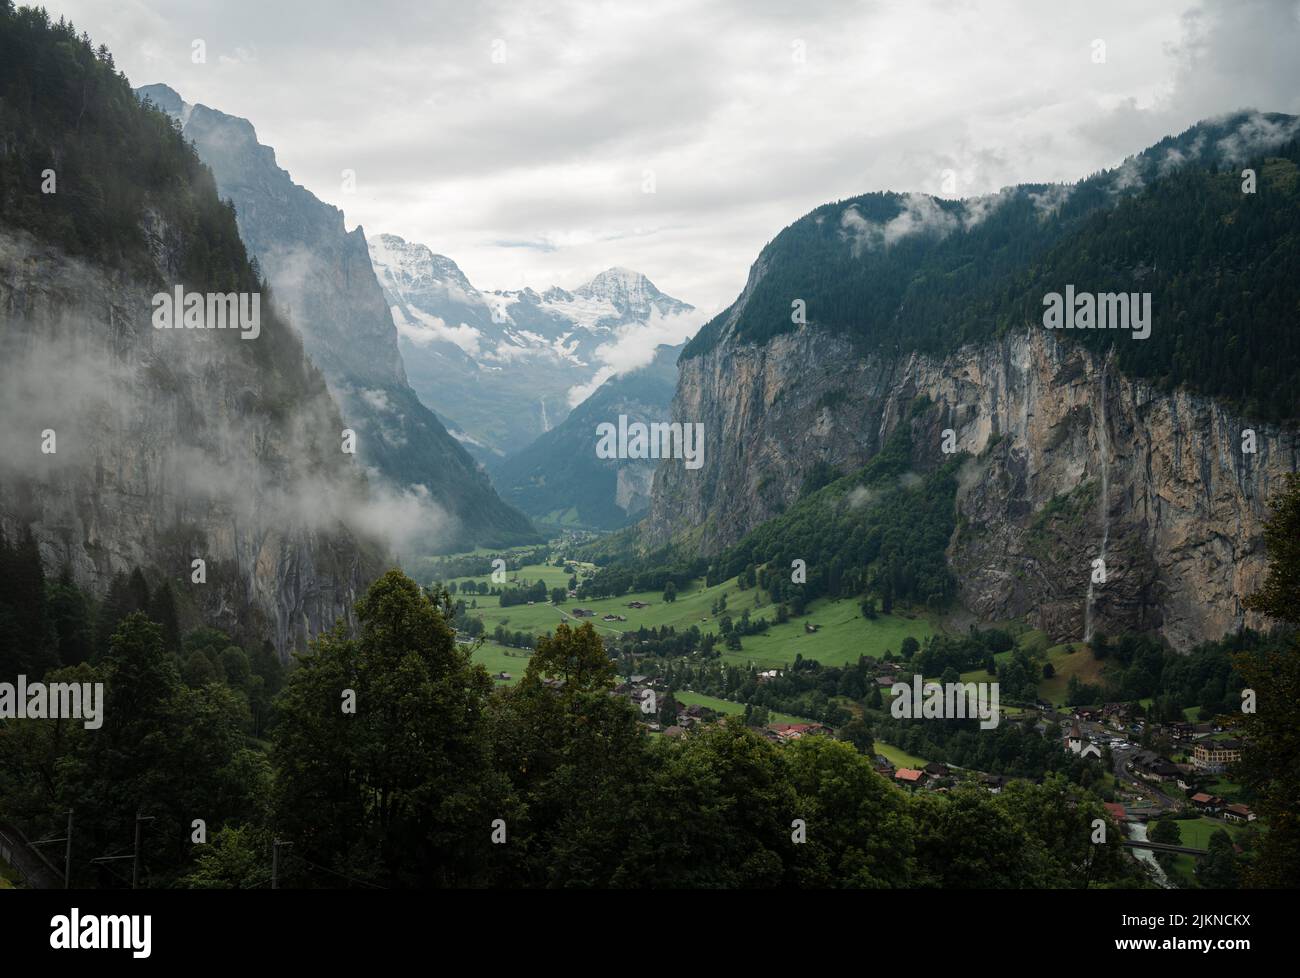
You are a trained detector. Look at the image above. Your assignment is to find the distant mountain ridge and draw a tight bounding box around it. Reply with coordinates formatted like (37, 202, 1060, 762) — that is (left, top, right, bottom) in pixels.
(135, 84, 539, 552)
(369, 232, 695, 457)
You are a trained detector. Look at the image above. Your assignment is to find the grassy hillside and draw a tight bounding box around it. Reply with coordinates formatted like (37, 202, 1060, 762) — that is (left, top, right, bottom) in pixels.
(1037, 642, 1106, 705)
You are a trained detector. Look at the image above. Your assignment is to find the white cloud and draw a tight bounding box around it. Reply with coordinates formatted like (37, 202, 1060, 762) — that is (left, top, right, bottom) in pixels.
(840, 194, 961, 256)
(391, 305, 484, 357)
(565, 307, 702, 406)
(51, 0, 1300, 314)
(1028, 185, 1074, 219)
(1215, 111, 1300, 163)
(359, 388, 392, 412)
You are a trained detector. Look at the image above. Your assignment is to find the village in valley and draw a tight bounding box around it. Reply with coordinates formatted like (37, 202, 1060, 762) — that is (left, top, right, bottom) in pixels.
(428, 542, 1263, 890)
(610, 670, 1256, 887)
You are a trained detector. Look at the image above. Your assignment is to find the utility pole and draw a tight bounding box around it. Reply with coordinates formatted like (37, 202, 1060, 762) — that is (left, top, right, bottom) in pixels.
(31, 810, 74, 888)
(272, 840, 292, 889)
(132, 811, 154, 889)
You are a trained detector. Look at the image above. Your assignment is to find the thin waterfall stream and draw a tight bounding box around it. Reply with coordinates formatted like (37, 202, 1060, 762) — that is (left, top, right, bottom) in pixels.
(1084, 357, 1111, 643)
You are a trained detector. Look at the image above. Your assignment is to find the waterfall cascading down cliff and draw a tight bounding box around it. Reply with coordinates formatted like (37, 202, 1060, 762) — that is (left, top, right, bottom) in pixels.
(645, 325, 1297, 651)
(1084, 355, 1112, 643)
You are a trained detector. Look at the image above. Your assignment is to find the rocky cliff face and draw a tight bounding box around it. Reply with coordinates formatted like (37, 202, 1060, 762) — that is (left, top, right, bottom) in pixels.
(647, 324, 1297, 650)
(136, 84, 538, 551)
(0, 228, 383, 655)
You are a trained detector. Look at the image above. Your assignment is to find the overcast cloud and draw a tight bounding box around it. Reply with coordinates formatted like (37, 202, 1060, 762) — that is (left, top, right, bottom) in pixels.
(52, 0, 1300, 316)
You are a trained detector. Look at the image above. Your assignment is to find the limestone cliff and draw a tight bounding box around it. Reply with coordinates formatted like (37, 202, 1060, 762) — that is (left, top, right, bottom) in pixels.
(0, 228, 383, 655)
(135, 83, 539, 551)
(647, 325, 1297, 650)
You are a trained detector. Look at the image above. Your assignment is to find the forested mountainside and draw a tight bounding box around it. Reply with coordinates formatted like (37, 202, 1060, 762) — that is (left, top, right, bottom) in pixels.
(492, 343, 681, 529)
(0, 7, 385, 655)
(134, 84, 538, 552)
(682, 113, 1300, 422)
(651, 114, 1300, 651)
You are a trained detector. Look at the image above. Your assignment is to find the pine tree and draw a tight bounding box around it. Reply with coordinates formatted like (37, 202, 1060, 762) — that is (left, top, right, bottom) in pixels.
(148, 581, 182, 652)
(127, 567, 151, 614)
(95, 571, 136, 659)
(47, 567, 94, 667)
(6, 528, 54, 676)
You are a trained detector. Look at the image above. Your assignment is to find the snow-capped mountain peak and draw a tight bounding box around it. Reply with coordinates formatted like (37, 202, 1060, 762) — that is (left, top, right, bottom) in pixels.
(578, 266, 651, 299)
(369, 232, 478, 298)
(573, 267, 685, 320)
(366, 235, 698, 457)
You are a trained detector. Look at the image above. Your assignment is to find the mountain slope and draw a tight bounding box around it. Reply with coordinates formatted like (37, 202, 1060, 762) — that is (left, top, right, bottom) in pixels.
(682, 111, 1300, 421)
(136, 84, 538, 552)
(493, 343, 681, 528)
(0, 10, 385, 654)
(651, 112, 1300, 651)
(369, 233, 695, 457)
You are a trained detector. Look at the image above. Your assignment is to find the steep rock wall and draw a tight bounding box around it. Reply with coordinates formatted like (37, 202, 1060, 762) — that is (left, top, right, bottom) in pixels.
(647, 325, 1296, 649)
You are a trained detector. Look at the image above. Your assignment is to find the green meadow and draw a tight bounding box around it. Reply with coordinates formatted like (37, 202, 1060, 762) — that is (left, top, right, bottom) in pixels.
(450, 562, 944, 771)
(672, 690, 811, 727)
(466, 640, 533, 684)
(873, 741, 929, 769)
(1174, 816, 1250, 851)
(447, 563, 935, 672)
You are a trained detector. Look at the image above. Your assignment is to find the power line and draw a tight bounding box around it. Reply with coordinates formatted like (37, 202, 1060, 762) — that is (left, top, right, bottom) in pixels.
(29, 810, 73, 887)
(287, 850, 387, 889)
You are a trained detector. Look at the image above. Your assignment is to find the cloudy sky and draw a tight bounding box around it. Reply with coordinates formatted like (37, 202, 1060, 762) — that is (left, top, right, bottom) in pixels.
(54, 0, 1300, 318)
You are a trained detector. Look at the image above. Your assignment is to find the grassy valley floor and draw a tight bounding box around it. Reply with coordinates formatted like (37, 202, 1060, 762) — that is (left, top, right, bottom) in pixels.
(448, 560, 934, 673)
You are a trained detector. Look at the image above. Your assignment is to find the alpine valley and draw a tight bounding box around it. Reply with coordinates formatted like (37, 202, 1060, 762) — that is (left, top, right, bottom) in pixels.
(3, 0, 1300, 899)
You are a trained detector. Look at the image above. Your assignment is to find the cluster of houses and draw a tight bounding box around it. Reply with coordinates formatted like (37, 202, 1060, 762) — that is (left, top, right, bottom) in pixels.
(874, 659, 904, 691)
(880, 760, 1006, 794)
(1054, 703, 1247, 772)
(974, 700, 1259, 827)
(762, 722, 833, 743)
(1189, 792, 1256, 822)
(615, 676, 711, 736)
(658, 703, 716, 738)
(613, 675, 840, 744)
(603, 675, 1261, 829)
(1130, 750, 1183, 784)
(569, 608, 629, 622)
(1125, 746, 1256, 821)
(616, 675, 656, 708)
(1055, 706, 1259, 826)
